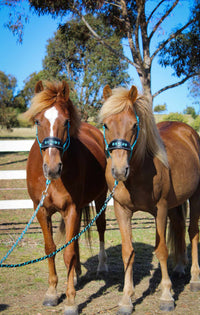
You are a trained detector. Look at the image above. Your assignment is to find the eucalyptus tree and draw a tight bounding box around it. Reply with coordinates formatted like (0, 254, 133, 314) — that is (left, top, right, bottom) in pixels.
(2, 0, 199, 108)
(28, 0, 199, 107)
(0, 71, 26, 128)
(42, 14, 130, 119)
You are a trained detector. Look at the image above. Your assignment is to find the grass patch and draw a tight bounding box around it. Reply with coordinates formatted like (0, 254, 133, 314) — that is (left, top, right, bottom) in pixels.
(0, 127, 35, 139)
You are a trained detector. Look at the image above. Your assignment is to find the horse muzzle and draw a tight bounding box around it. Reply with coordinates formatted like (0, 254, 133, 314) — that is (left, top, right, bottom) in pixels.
(43, 162, 63, 180)
(111, 165, 130, 182)
(111, 150, 130, 181)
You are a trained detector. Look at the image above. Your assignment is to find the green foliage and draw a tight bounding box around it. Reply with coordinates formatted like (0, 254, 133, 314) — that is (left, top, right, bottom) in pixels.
(188, 76, 200, 105)
(154, 104, 166, 113)
(0, 106, 19, 129)
(162, 112, 188, 124)
(183, 106, 197, 119)
(29, 0, 137, 36)
(42, 14, 130, 119)
(159, 2, 200, 78)
(0, 71, 26, 129)
(191, 116, 200, 132)
(4, 0, 200, 110)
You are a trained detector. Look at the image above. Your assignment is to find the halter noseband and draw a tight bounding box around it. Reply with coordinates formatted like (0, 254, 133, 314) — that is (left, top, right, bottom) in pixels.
(103, 113, 140, 160)
(36, 120, 70, 155)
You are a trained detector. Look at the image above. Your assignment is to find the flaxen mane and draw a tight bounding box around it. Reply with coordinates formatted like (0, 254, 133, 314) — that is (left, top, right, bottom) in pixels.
(99, 87, 168, 168)
(23, 81, 81, 137)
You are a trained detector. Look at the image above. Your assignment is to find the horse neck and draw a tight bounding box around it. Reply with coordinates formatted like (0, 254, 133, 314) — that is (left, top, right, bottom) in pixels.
(129, 149, 154, 176)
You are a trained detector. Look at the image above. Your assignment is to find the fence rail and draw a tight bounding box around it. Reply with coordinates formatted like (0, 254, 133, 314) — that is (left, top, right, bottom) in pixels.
(0, 140, 113, 210)
(0, 140, 34, 152)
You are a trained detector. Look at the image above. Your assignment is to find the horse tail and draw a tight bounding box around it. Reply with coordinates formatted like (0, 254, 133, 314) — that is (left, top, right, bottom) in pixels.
(167, 202, 188, 266)
(56, 205, 92, 245)
(81, 204, 93, 246)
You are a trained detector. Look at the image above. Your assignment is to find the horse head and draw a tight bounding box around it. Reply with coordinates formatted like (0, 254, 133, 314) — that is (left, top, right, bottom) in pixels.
(25, 81, 80, 180)
(101, 85, 139, 182)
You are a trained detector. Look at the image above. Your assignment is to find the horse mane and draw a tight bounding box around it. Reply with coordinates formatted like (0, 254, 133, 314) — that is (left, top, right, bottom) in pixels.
(99, 87, 168, 168)
(23, 81, 81, 137)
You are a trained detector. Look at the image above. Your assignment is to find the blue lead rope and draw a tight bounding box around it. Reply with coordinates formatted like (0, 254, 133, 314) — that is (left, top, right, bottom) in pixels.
(0, 180, 118, 268)
(0, 179, 51, 266)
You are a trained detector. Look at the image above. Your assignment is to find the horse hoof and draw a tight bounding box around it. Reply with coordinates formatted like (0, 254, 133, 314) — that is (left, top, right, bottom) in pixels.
(117, 305, 133, 315)
(64, 305, 78, 315)
(190, 281, 200, 292)
(160, 300, 174, 312)
(43, 294, 58, 306)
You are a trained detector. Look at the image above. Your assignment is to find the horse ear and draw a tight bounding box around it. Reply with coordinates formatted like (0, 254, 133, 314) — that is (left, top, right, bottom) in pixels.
(103, 85, 112, 100)
(62, 81, 69, 101)
(35, 81, 44, 94)
(128, 85, 138, 103)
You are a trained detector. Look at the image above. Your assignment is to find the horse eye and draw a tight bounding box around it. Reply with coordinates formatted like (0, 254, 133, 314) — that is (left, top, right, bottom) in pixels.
(35, 119, 40, 126)
(133, 123, 137, 131)
(103, 124, 108, 130)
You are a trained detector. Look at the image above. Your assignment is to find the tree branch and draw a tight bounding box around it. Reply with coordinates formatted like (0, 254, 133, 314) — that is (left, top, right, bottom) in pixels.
(147, 0, 165, 24)
(151, 18, 194, 61)
(120, 0, 141, 68)
(76, 11, 140, 70)
(149, 0, 179, 41)
(152, 73, 200, 99)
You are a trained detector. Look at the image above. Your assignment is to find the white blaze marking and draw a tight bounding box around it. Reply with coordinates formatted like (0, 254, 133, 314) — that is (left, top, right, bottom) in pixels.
(44, 107, 58, 137)
(44, 107, 58, 155)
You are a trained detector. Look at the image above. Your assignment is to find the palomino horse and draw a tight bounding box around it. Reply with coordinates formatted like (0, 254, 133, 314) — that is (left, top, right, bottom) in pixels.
(24, 81, 108, 315)
(99, 85, 200, 314)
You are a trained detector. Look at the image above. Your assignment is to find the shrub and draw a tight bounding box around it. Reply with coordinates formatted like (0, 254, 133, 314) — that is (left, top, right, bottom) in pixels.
(162, 112, 188, 124)
(191, 116, 200, 132)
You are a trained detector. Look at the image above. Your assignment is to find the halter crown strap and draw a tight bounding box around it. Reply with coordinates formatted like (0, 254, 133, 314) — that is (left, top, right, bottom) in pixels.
(36, 120, 70, 155)
(103, 113, 140, 160)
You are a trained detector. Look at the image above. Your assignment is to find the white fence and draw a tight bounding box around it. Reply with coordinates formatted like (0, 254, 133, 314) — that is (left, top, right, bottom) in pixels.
(0, 140, 113, 210)
(0, 140, 34, 210)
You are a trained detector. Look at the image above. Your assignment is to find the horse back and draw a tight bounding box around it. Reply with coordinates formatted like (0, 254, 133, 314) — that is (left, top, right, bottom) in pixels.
(157, 121, 200, 157)
(157, 121, 200, 205)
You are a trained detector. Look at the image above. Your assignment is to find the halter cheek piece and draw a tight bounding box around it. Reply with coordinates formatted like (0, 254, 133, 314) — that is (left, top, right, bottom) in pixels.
(36, 120, 70, 155)
(103, 113, 140, 160)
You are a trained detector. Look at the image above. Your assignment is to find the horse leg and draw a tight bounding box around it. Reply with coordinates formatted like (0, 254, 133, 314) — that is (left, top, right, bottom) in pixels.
(36, 206, 58, 306)
(155, 201, 174, 311)
(188, 192, 200, 291)
(95, 188, 108, 274)
(168, 203, 188, 276)
(114, 200, 134, 315)
(63, 204, 80, 315)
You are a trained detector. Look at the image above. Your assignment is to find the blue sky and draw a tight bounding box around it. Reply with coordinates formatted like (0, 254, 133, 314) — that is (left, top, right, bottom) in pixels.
(0, 1, 197, 114)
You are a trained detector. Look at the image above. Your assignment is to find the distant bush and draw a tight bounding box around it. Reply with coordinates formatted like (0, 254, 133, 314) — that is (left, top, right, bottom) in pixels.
(162, 112, 188, 124)
(191, 116, 200, 132)
(183, 106, 197, 119)
(154, 104, 167, 113)
(0, 107, 19, 130)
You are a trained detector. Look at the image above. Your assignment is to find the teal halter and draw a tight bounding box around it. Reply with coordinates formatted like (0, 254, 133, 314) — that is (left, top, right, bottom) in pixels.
(103, 114, 140, 160)
(36, 120, 70, 155)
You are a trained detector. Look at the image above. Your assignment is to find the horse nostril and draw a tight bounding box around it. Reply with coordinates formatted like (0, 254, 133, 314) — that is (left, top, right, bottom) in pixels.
(112, 168, 115, 177)
(125, 167, 129, 178)
(58, 163, 63, 174)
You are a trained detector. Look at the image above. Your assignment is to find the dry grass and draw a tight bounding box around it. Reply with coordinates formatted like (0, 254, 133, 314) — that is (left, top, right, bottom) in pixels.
(0, 127, 35, 139)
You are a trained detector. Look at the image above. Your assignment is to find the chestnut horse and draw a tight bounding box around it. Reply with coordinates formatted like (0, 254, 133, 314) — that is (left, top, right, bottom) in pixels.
(99, 85, 200, 314)
(24, 81, 108, 315)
